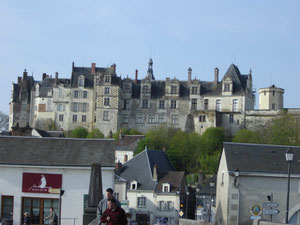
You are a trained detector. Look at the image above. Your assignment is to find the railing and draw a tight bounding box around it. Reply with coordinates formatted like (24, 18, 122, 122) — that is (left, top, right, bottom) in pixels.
(60, 217, 78, 225)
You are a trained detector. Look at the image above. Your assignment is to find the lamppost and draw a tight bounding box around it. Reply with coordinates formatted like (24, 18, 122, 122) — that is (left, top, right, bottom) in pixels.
(209, 178, 215, 222)
(186, 191, 189, 219)
(195, 187, 200, 220)
(285, 147, 294, 224)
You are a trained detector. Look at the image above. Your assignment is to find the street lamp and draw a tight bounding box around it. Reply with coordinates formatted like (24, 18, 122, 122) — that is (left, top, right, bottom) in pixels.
(209, 178, 215, 222)
(285, 147, 294, 224)
(186, 191, 189, 219)
(195, 187, 200, 220)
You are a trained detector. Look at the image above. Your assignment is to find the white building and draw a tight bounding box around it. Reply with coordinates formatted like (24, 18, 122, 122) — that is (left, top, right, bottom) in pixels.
(115, 150, 187, 225)
(0, 136, 115, 225)
(216, 142, 300, 225)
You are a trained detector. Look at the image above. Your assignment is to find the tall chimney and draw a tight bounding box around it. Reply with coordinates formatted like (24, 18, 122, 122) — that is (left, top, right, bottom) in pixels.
(188, 67, 192, 82)
(91, 63, 96, 74)
(18, 77, 21, 84)
(153, 164, 158, 182)
(23, 69, 28, 79)
(55, 72, 58, 85)
(214, 67, 219, 84)
(42, 73, 47, 81)
(135, 69, 138, 83)
(112, 63, 116, 73)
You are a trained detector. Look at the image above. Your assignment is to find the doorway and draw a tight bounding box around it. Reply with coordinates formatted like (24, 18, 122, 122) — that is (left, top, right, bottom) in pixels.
(1, 196, 14, 225)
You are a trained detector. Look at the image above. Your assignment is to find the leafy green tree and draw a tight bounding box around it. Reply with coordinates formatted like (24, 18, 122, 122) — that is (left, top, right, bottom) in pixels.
(233, 129, 261, 143)
(87, 129, 105, 139)
(199, 127, 225, 174)
(71, 127, 88, 138)
(47, 120, 57, 131)
(113, 128, 143, 140)
(268, 114, 300, 146)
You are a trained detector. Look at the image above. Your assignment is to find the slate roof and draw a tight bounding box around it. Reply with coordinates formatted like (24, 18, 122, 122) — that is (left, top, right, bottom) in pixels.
(119, 150, 175, 191)
(223, 142, 300, 174)
(33, 129, 64, 138)
(155, 171, 186, 193)
(0, 136, 115, 167)
(115, 135, 145, 151)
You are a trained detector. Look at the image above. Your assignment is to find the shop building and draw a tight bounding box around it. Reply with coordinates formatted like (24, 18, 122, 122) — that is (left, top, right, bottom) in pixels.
(0, 136, 115, 225)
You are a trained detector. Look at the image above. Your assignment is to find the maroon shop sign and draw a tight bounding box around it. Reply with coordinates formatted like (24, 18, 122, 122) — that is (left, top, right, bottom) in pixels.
(22, 173, 62, 194)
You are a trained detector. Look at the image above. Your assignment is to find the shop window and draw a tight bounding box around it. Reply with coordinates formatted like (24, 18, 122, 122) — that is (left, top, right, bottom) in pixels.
(22, 197, 59, 225)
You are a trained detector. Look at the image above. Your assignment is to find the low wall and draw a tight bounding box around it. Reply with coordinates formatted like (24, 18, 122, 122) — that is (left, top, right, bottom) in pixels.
(253, 219, 285, 225)
(179, 219, 213, 225)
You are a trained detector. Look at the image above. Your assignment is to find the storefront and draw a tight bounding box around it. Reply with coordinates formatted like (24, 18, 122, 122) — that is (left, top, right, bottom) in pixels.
(0, 136, 115, 225)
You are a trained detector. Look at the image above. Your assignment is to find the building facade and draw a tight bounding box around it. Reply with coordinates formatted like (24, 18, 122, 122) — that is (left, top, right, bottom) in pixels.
(13, 59, 296, 136)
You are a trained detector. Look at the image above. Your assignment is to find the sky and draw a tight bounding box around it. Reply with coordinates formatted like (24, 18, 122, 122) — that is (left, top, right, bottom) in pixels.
(0, 0, 299, 114)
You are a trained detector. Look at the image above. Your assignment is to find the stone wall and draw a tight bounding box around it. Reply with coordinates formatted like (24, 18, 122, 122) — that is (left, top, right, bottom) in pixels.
(179, 219, 213, 225)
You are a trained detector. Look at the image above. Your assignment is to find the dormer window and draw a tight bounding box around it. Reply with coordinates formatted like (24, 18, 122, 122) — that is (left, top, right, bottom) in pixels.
(78, 76, 85, 87)
(131, 180, 138, 190)
(224, 83, 230, 92)
(162, 183, 170, 192)
(143, 85, 149, 94)
(171, 86, 177, 94)
(191, 87, 198, 94)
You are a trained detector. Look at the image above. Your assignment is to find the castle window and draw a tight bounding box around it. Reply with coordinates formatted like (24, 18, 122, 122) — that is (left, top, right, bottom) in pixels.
(124, 100, 129, 110)
(74, 90, 79, 98)
(57, 104, 64, 112)
(83, 91, 88, 98)
(105, 76, 110, 83)
(192, 87, 198, 95)
(232, 99, 238, 112)
(142, 99, 148, 109)
(159, 201, 165, 211)
(272, 104, 276, 110)
(204, 99, 209, 110)
(103, 111, 109, 121)
(46, 99, 52, 111)
(191, 98, 197, 110)
(229, 114, 234, 123)
(273, 90, 275, 96)
(159, 100, 165, 109)
(158, 114, 165, 124)
(264, 91, 266, 96)
(78, 77, 84, 87)
(148, 115, 155, 124)
(94, 116, 96, 122)
(71, 103, 78, 112)
(82, 115, 86, 122)
(167, 201, 174, 211)
(136, 115, 144, 124)
(171, 115, 178, 125)
(72, 115, 77, 122)
(82, 103, 87, 112)
(171, 100, 177, 109)
(105, 87, 110, 95)
(131, 181, 138, 190)
(216, 99, 221, 111)
(59, 114, 64, 122)
(143, 85, 149, 94)
(199, 115, 206, 122)
(58, 89, 63, 98)
(224, 83, 230, 92)
(104, 98, 110, 106)
(123, 115, 129, 124)
(171, 86, 177, 94)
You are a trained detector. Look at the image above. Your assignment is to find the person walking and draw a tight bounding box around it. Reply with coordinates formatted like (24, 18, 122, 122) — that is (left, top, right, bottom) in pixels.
(97, 188, 120, 225)
(101, 198, 127, 225)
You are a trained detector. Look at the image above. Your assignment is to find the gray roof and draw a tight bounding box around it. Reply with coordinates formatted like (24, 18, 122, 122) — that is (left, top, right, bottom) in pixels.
(115, 135, 145, 151)
(155, 171, 186, 193)
(0, 136, 115, 167)
(119, 150, 175, 190)
(223, 142, 300, 174)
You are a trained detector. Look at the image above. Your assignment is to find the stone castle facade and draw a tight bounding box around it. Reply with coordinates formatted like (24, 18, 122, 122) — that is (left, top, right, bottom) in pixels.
(9, 59, 298, 136)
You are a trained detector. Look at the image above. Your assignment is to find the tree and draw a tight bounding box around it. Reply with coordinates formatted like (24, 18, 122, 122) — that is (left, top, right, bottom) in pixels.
(87, 129, 105, 139)
(199, 127, 225, 174)
(233, 129, 261, 143)
(71, 127, 88, 138)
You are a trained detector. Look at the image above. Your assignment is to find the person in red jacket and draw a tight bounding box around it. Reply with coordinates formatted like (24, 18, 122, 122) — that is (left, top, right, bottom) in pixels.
(101, 198, 127, 225)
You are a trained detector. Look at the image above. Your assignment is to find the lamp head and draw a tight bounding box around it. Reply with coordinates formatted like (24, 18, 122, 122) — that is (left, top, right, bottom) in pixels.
(285, 147, 294, 162)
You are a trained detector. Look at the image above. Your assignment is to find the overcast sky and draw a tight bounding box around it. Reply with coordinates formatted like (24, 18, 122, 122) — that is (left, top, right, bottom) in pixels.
(0, 0, 299, 114)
